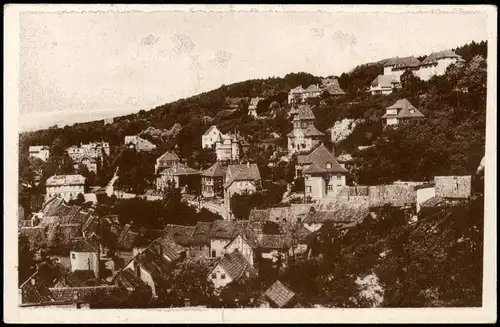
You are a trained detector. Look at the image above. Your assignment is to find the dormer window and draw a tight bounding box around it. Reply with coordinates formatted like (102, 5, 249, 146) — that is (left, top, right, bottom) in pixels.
(326, 162, 332, 169)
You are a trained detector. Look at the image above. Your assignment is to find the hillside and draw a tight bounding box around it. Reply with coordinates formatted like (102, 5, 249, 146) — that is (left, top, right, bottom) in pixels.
(18, 41, 487, 192)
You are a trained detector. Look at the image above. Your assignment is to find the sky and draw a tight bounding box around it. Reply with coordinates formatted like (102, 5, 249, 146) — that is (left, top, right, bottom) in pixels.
(18, 8, 489, 131)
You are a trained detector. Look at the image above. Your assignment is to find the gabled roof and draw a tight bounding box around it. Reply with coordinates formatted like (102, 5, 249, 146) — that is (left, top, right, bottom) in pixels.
(371, 74, 400, 88)
(223, 164, 261, 189)
(209, 220, 236, 239)
(46, 174, 85, 186)
(302, 125, 325, 137)
(132, 248, 172, 287)
(304, 84, 322, 93)
(203, 125, 220, 136)
(384, 56, 421, 68)
(289, 85, 304, 93)
(298, 144, 348, 174)
(157, 151, 180, 163)
(19, 271, 54, 304)
(420, 196, 444, 208)
(41, 197, 66, 217)
(70, 238, 98, 253)
(114, 268, 150, 291)
(303, 210, 361, 224)
(169, 163, 200, 176)
(148, 236, 187, 261)
(202, 161, 226, 178)
(382, 99, 425, 119)
(117, 224, 139, 250)
(164, 224, 196, 246)
(420, 49, 464, 66)
(322, 78, 346, 95)
(214, 250, 256, 281)
(259, 234, 292, 249)
(264, 280, 295, 308)
(294, 104, 316, 121)
(249, 97, 263, 107)
(191, 221, 214, 245)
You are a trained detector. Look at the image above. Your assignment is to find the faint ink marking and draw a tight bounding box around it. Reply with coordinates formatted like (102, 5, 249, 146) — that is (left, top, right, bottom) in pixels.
(332, 29, 357, 47)
(171, 33, 195, 54)
(214, 50, 232, 66)
(140, 34, 160, 47)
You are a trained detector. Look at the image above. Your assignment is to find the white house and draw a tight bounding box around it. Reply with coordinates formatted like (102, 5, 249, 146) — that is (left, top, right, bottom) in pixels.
(208, 220, 248, 258)
(45, 174, 86, 202)
(124, 135, 156, 152)
(29, 145, 50, 162)
(381, 99, 425, 126)
(224, 233, 255, 266)
(369, 74, 401, 95)
(287, 104, 324, 156)
(416, 50, 465, 81)
(415, 183, 436, 213)
(202, 125, 223, 149)
(382, 56, 422, 80)
(208, 250, 256, 289)
(248, 97, 263, 118)
(223, 163, 262, 217)
(70, 238, 99, 278)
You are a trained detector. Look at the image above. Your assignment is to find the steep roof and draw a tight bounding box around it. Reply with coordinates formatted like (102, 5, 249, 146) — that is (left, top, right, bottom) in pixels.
(164, 224, 196, 246)
(384, 56, 421, 68)
(295, 104, 316, 120)
(289, 85, 304, 93)
(170, 163, 200, 176)
(209, 220, 236, 239)
(202, 161, 226, 178)
(302, 125, 325, 137)
(133, 249, 172, 287)
(224, 164, 261, 189)
(259, 234, 292, 249)
(70, 238, 98, 253)
(371, 74, 400, 88)
(382, 99, 425, 119)
(41, 197, 66, 217)
(298, 144, 348, 174)
(191, 221, 214, 245)
(157, 151, 180, 163)
(203, 125, 219, 136)
(117, 224, 139, 250)
(420, 49, 464, 66)
(215, 250, 256, 281)
(46, 174, 85, 186)
(264, 280, 295, 308)
(148, 236, 187, 261)
(114, 268, 150, 291)
(303, 84, 322, 93)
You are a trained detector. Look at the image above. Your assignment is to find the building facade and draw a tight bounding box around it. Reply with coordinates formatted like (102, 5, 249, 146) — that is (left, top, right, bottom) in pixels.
(29, 146, 50, 162)
(287, 104, 324, 155)
(381, 99, 425, 126)
(223, 163, 262, 217)
(124, 135, 156, 152)
(201, 162, 226, 198)
(45, 174, 86, 202)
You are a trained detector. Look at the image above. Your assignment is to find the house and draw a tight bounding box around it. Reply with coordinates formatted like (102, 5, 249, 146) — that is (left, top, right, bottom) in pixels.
(264, 280, 296, 308)
(287, 84, 323, 104)
(45, 174, 86, 202)
(69, 238, 99, 279)
(202, 125, 223, 149)
(287, 104, 324, 155)
(224, 233, 256, 266)
(188, 222, 214, 259)
(146, 236, 188, 263)
(215, 132, 245, 161)
(154, 151, 180, 174)
(248, 97, 263, 118)
(416, 49, 465, 81)
(226, 97, 245, 109)
(201, 162, 227, 198)
(163, 224, 196, 247)
(382, 99, 425, 126)
(321, 78, 346, 96)
(124, 135, 156, 152)
(302, 205, 369, 232)
(208, 250, 256, 289)
(288, 85, 305, 104)
(29, 145, 50, 162)
(434, 176, 472, 203)
(119, 248, 172, 298)
(295, 144, 348, 200)
(382, 56, 421, 80)
(223, 163, 262, 217)
(208, 220, 248, 258)
(155, 163, 200, 193)
(368, 74, 401, 95)
(67, 142, 110, 173)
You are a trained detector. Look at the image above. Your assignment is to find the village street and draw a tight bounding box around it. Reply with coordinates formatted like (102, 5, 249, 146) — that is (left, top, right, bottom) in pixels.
(182, 194, 228, 219)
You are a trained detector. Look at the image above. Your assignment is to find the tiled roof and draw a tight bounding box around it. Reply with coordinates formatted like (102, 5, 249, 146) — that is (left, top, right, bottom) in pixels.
(202, 161, 226, 178)
(20, 272, 54, 304)
(71, 238, 98, 253)
(420, 196, 444, 208)
(64, 270, 96, 287)
(302, 125, 325, 137)
(371, 74, 400, 88)
(169, 163, 200, 176)
(215, 250, 256, 281)
(41, 197, 66, 217)
(164, 224, 196, 246)
(420, 50, 463, 66)
(29, 145, 50, 152)
(295, 104, 316, 120)
(258, 234, 292, 249)
(384, 56, 421, 68)
(203, 125, 219, 136)
(148, 236, 187, 261)
(157, 151, 180, 163)
(298, 144, 348, 174)
(303, 210, 361, 224)
(115, 268, 150, 290)
(134, 249, 172, 287)
(209, 220, 236, 239)
(191, 222, 214, 245)
(321, 78, 346, 95)
(289, 85, 304, 93)
(49, 285, 119, 303)
(382, 99, 425, 119)
(46, 174, 85, 186)
(303, 84, 322, 93)
(223, 164, 261, 189)
(232, 220, 248, 238)
(117, 224, 139, 250)
(264, 280, 295, 308)
(434, 176, 472, 199)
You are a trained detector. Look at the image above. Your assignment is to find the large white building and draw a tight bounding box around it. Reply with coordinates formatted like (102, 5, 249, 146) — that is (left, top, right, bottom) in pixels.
(202, 125, 247, 161)
(45, 174, 86, 202)
(67, 142, 110, 173)
(29, 145, 50, 162)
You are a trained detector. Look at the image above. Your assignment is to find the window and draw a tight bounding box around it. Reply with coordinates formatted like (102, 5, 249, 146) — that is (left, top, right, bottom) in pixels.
(326, 162, 332, 169)
(327, 185, 334, 192)
(221, 273, 226, 280)
(211, 250, 216, 257)
(71, 253, 76, 259)
(211, 273, 216, 279)
(306, 186, 312, 193)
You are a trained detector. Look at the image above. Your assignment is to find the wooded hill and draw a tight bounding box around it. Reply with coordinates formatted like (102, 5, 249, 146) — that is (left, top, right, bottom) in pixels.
(19, 40, 487, 190)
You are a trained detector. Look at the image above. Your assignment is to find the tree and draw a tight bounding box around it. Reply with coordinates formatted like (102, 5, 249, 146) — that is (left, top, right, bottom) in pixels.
(400, 70, 423, 93)
(219, 278, 265, 308)
(18, 234, 36, 286)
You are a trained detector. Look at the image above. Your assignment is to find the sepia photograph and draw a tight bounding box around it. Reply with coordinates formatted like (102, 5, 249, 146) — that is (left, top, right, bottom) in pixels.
(4, 4, 497, 323)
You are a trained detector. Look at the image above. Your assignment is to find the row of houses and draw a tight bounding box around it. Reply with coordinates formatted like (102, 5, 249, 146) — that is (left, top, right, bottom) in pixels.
(66, 141, 110, 174)
(369, 49, 464, 95)
(287, 78, 346, 104)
